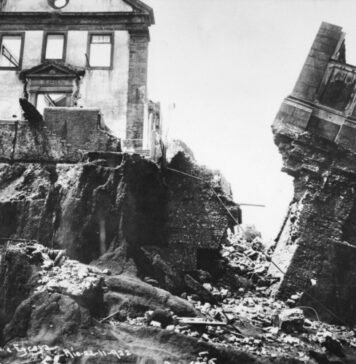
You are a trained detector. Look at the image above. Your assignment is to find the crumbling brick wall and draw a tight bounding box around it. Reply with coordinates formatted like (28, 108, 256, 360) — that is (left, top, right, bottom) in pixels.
(44, 108, 120, 153)
(0, 151, 239, 292)
(163, 152, 240, 272)
(0, 108, 120, 163)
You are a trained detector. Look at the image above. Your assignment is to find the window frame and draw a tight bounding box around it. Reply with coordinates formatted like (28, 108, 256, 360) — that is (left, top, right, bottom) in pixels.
(87, 32, 114, 70)
(0, 32, 25, 71)
(35, 91, 72, 113)
(42, 31, 67, 62)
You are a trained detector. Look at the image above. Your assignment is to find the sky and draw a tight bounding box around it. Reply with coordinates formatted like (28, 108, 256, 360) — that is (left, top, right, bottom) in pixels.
(144, 0, 356, 240)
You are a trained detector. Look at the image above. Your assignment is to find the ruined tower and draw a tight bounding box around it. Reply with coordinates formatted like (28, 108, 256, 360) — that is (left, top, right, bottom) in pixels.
(272, 22, 356, 324)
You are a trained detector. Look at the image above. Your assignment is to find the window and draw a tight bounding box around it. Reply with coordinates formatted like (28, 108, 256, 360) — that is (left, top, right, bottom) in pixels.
(36, 93, 68, 115)
(88, 34, 113, 68)
(0, 34, 24, 69)
(43, 33, 66, 61)
(48, 0, 70, 9)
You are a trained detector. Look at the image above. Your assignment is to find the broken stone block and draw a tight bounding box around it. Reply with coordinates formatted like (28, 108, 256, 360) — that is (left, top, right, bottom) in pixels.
(146, 309, 174, 329)
(184, 274, 216, 304)
(251, 237, 265, 252)
(321, 336, 345, 358)
(275, 308, 305, 334)
(149, 320, 161, 328)
(188, 269, 213, 283)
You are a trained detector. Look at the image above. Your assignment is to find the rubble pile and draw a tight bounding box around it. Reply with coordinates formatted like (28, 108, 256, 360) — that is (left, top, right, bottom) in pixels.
(36, 247, 103, 292)
(0, 242, 264, 363)
(1, 233, 356, 363)
(185, 292, 356, 362)
(113, 229, 356, 363)
(219, 227, 278, 290)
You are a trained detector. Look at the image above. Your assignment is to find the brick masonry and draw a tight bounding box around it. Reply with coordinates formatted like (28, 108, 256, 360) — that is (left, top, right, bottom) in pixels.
(163, 152, 240, 271)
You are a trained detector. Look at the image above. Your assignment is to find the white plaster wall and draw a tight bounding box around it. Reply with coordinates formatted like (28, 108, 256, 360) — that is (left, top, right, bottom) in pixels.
(3, 0, 132, 12)
(22, 31, 43, 68)
(0, 31, 43, 120)
(0, 72, 24, 119)
(67, 30, 129, 138)
(0, 29, 129, 137)
(66, 31, 87, 67)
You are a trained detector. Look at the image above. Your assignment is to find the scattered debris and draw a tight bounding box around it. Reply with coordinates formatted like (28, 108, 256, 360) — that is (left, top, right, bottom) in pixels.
(2, 231, 356, 364)
(146, 309, 174, 329)
(321, 336, 345, 358)
(276, 308, 305, 334)
(102, 229, 356, 362)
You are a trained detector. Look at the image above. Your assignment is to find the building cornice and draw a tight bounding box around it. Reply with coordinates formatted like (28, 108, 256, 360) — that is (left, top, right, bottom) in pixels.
(124, 0, 154, 24)
(0, 12, 152, 31)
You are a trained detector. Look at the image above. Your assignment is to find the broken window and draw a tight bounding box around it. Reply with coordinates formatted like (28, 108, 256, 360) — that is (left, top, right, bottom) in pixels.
(88, 34, 113, 68)
(0, 34, 23, 69)
(44, 33, 66, 61)
(36, 93, 68, 115)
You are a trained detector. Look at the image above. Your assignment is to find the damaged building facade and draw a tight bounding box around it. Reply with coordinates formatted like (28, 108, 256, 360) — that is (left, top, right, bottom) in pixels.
(0, 0, 160, 154)
(272, 22, 356, 324)
(0, 1, 241, 285)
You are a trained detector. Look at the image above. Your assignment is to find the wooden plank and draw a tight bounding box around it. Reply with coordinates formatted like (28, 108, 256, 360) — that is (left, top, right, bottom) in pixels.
(177, 317, 226, 326)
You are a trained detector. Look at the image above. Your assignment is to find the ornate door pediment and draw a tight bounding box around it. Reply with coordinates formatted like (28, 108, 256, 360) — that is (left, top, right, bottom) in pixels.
(20, 61, 85, 80)
(19, 61, 85, 110)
